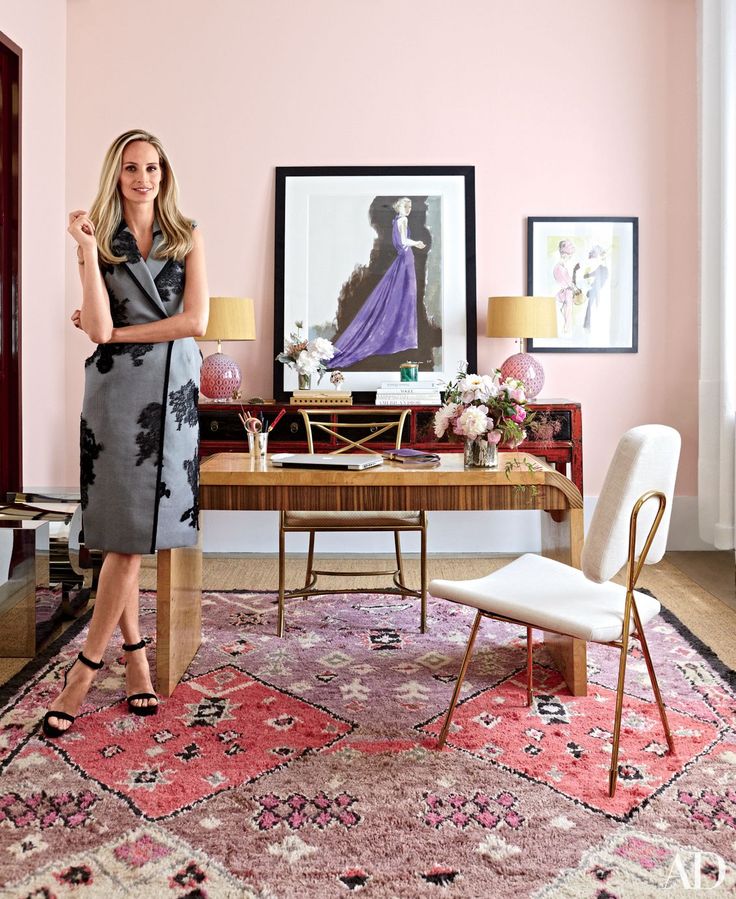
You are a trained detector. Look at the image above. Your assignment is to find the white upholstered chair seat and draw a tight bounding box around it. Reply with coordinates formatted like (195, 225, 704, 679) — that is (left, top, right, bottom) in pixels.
(429, 553, 660, 644)
(284, 510, 423, 528)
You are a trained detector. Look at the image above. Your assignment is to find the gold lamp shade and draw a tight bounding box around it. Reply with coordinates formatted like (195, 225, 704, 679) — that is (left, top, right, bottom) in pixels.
(198, 297, 256, 401)
(200, 296, 257, 345)
(486, 296, 557, 338)
(486, 296, 557, 400)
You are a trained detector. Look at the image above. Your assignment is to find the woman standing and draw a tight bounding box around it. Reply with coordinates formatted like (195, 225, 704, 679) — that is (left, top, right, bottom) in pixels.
(43, 129, 208, 736)
(329, 197, 426, 370)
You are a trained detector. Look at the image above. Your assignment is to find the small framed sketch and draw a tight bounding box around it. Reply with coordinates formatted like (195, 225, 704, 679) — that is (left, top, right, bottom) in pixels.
(274, 166, 477, 401)
(527, 216, 638, 353)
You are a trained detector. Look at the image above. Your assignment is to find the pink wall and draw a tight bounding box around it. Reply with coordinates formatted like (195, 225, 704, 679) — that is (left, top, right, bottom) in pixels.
(60, 0, 697, 495)
(1, 0, 67, 489)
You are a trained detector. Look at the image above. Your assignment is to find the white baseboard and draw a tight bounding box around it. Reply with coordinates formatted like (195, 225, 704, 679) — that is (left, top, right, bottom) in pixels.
(201, 496, 714, 554)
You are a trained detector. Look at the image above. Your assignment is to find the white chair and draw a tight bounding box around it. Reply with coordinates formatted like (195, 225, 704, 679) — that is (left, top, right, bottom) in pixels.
(428, 425, 681, 797)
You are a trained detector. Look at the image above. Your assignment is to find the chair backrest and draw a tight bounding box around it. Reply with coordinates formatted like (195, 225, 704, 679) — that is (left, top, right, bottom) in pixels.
(300, 408, 411, 454)
(581, 425, 681, 583)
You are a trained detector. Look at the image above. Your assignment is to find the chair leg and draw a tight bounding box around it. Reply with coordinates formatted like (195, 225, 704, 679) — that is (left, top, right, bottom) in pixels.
(526, 627, 533, 706)
(277, 517, 286, 638)
(394, 531, 406, 589)
(304, 531, 316, 589)
(420, 515, 428, 634)
(609, 593, 633, 797)
(631, 600, 675, 753)
(438, 611, 484, 748)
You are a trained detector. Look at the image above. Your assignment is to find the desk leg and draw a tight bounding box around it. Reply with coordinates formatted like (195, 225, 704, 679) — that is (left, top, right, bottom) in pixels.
(156, 533, 202, 697)
(541, 508, 587, 696)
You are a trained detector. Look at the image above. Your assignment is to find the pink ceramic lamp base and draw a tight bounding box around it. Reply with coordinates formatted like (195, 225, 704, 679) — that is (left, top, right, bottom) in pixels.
(201, 352, 242, 400)
(500, 352, 545, 400)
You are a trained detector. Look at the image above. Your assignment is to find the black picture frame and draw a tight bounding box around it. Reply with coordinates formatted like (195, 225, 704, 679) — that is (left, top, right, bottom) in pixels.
(274, 166, 477, 402)
(526, 216, 638, 353)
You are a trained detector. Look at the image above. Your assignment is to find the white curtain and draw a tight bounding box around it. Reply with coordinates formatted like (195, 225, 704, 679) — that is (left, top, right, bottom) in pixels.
(698, 0, 735, 551)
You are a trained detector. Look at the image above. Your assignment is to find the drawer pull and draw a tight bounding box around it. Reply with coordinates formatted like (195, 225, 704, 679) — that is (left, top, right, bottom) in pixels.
(210, 421, 219, 432)
(290, 422, 299, 434)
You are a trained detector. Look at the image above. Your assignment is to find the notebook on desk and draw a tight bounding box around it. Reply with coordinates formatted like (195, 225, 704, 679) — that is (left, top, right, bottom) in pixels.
(270, 453, 383, 471)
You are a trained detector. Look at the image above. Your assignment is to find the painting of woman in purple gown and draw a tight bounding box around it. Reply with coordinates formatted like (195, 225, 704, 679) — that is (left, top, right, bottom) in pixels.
(330, 196, 441, 372)
(275, 166, 476, 398)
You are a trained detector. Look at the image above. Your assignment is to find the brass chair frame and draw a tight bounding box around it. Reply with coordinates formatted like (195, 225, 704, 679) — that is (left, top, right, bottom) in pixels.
(277, 408, 428, 637)
(437, 490, 674, 798)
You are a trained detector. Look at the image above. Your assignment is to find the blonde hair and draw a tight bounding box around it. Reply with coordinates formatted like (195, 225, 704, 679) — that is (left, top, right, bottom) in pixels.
(392, 196, 411, 213)
(89, 129, 194, 265)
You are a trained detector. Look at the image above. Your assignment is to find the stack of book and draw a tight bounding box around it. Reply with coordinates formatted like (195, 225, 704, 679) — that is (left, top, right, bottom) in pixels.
(382, 448, 441, 466)
(374, 381, 442, 406)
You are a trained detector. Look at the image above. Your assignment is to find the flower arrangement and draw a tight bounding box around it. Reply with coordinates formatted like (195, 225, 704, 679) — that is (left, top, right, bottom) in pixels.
(434, 364, 534, 449)
(276, 321, 335, 386)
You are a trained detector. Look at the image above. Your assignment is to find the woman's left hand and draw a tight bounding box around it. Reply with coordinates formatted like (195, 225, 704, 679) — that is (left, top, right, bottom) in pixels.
(71, 309, 82, 330)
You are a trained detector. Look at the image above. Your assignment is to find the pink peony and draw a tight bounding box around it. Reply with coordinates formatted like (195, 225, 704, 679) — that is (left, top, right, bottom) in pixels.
(487, 429, 502, 445)
(511, 405, 527, 423)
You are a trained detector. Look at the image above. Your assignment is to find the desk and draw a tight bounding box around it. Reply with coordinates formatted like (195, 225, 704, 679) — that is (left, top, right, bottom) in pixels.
(199, 399, 584, 494)
(156, 452, 585, 697)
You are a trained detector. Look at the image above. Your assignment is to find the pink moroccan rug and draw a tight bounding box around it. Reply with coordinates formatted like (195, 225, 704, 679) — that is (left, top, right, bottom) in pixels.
(0, 587, 734, 897)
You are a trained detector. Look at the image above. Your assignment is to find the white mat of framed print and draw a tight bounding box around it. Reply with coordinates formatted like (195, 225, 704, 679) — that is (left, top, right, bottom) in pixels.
(526, 217, 638, 353)
(274, 166, 477, 400)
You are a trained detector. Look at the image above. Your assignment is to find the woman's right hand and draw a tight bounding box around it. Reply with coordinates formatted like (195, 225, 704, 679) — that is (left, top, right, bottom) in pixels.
(67, 210, 97, 251)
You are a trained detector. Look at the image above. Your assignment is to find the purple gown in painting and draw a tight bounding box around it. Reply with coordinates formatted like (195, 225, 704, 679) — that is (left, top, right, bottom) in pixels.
(329, 215, 418, 369)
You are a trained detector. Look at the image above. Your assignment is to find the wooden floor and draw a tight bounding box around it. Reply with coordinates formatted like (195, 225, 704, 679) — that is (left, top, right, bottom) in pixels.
(1, 551, 734, 686)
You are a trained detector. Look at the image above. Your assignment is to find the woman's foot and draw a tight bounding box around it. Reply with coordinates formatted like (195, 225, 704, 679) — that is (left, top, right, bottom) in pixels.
(123, 640, 158, 716)
(43, 652, 104, 737)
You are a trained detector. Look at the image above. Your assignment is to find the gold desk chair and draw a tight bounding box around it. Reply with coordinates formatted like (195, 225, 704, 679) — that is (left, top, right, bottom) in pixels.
(429, 425, 681, 798)
(277, 408, 427, 637)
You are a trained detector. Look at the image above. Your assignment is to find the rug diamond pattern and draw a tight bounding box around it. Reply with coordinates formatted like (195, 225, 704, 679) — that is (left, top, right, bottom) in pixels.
(56, 665, 352, 819)
(419, 667, 721, 817)
(1, 588, 735, 897)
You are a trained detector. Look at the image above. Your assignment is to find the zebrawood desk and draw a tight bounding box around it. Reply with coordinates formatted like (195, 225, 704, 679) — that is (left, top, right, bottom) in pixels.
(156, 452, 585, 696)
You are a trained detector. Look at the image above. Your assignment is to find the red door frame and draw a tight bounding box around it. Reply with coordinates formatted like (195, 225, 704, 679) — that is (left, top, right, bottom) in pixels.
(0, 30, 21, 498)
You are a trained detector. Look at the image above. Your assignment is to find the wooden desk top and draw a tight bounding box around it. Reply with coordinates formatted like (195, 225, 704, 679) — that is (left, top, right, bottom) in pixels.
(200, 452, 583, 512)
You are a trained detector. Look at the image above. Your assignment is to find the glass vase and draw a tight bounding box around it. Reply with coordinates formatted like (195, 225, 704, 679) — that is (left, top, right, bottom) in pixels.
(464, 437, 499, 469)
(297, 372, 312, 391)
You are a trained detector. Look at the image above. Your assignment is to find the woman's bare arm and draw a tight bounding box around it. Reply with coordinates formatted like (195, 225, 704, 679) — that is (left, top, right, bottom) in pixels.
(108, 227, 209, 343)
(70, 210, 114, 344)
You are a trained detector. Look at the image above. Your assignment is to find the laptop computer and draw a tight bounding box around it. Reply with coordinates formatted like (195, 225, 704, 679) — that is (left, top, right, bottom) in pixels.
(270, 453, 383, 471)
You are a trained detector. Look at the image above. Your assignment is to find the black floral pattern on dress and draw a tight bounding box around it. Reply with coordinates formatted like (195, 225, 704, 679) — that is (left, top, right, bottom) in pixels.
(158, 480, 171, 501)
(135, 403, 162, 467)
(112, 228, 142, 264)
(80, 418, 104, 510)
(109, 288, 131, 327)
(179, 444, 200, 529)
(84, 343, 156, 373)
(169, 379, 199, 431)
(155, 260, 185, 303)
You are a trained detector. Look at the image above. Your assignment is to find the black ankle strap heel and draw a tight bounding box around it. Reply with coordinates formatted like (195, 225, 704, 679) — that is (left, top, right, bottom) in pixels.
(122, 639, 159, 718)
(77, 651, 104, 671)
(42, 652, 103, 739)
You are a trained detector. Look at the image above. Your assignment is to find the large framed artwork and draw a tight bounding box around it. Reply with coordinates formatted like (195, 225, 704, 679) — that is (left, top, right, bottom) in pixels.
(526, 216, 638, 353)
(274, 166, 477, 400)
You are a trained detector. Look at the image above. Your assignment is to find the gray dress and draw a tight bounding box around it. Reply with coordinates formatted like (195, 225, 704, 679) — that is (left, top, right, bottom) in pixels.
(80, 220, 201, 554)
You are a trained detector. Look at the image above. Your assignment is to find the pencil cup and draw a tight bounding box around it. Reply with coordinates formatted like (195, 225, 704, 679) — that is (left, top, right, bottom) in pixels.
(247, 432, 268, 457)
